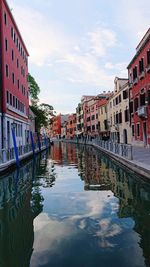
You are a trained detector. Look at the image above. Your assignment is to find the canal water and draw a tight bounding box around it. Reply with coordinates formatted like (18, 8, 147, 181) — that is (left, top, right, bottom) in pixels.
(0, 142, 150, 267)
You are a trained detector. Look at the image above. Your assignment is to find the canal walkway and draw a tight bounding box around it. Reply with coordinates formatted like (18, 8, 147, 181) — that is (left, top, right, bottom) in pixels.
(132, 146, 150, 171)
(93, 143, 150, 180)
(61, 139, 150, 179)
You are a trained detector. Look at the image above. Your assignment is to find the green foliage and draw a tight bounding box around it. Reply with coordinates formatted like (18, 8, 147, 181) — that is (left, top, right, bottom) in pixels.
(30, 104, 55, 131)
(28, 73, 40, 102)
(28, 73, 55, 131)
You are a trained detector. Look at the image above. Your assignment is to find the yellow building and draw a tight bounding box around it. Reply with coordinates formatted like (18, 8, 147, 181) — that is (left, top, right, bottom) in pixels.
(108, 77, 131, 144)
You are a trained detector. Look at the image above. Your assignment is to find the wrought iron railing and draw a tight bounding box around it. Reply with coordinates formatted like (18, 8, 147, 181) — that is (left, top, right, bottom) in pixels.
(63, 138, 133, 160)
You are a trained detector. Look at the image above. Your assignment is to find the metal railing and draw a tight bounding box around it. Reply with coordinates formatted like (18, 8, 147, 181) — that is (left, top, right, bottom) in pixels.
(0, 140, 48, 166)
(63, 138, 133, 160)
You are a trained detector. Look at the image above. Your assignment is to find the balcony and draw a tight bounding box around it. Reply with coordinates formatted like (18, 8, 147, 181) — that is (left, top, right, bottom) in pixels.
(146, 64, 150, 73)
(139, 71, 145, 80)
(133, 77, 138, 85)
(137, 106, 147, 117)
(129, 83, 133, 89)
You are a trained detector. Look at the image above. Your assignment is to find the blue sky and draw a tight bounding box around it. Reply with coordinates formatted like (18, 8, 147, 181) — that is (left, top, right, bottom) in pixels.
(8, 0, 150, 113)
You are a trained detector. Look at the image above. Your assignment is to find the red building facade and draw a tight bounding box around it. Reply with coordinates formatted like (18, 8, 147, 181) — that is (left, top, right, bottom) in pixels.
(50, 114, 69, 138)
(51, 115, 61, 138)
(128, 28, 150, 147)
(0, 0, 29, 150)
(66, 114, 77, 139)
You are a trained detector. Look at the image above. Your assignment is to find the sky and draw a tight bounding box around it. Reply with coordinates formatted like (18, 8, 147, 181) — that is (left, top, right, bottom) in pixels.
(8, 0, 150, 114)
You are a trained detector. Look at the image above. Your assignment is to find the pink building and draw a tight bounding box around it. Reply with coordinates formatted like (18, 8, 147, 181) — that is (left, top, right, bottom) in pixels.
(66, 114, 77, 139)
(0, 0, 29, 151)
(82, 94, 110, 137)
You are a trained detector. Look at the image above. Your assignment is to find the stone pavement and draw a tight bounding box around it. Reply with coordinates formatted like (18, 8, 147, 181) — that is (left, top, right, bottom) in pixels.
(133, 146, 150, 164)
(132, 146, 150, 171)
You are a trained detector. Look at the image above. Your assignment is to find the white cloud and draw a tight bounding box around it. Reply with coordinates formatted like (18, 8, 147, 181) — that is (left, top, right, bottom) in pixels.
(104, 62, 128, 77)
(8, 1, 131, 113)
(116, 0, 150, 43)
(87, 27, 117, 57)
(10, 4, 74, 66)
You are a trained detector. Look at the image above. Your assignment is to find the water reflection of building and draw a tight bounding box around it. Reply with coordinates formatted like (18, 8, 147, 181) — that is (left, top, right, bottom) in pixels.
(0, 158, 44, 267)
(51, 142, 78, 166)
(76, 144, 150, 267)
(51, 142, 63, 164)
(77, 146, 111, 190)
(99, 154, 150, 267)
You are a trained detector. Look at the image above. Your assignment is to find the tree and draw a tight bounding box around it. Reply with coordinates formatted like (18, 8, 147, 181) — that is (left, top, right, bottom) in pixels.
(28, 73, 40, 104)
(30, 104, 55, 131)
(28, 74, 55, 131)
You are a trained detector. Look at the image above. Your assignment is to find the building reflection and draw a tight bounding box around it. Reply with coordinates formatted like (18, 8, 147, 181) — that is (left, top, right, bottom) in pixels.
(50, 142, 78, 166)
(76, 144, 150, 267)
(0, 153, 48, 267)
(0, 143, 150, 267)
(77, 146, 111, 190)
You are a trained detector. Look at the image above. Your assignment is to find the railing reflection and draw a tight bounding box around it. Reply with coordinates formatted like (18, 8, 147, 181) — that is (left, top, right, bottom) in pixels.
(0, 151, 50, 267)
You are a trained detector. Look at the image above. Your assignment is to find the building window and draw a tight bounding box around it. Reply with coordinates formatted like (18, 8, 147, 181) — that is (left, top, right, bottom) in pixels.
(13, 96, 15, 107)
(96, 113, 98, 119)
(139, 58, 144, 73)
(10, 93, 12, 105)
(17, 79, 20, 90)
(6, 91, 9, 103)
(110, 102, 112, 108)
(12, 73, 15, 84)
(12, 49, 14, 61)
(116, 112, 119, 124)
(140, 92, 145, 106)
(133, 66, 137, 80)
(104, 120, 108, 130)
(22, 85, 24, 94)
(124, 109, 129, 122)
(132, 124, 134, 136)
(21, 66, 23, 75)
(119, 94, 121, 103)
(115, 97, 118, 105)
(129, 72, 132, 84)
(16, 98, 18, 109)
(110, 116, 112, 126)
(113, 113, 116, 124)
(6, 64, 9, 77)
(18, 100, 20, 111)
(4, 12, 7, 25)
(119, 111, 122, 124)
(134, 97, 139, 112)
(17, 58, 19, 68)
(137, 123, 140, 137)
(5, 39, 8, 51)
(92, 125, 95, 130)
(147, 50, 150, 66)
(14, 32, 16, 43)
(91, 115, 95, 120)
(11, 27, 13, 38)
(123, 90, 128, 99)
(130, 101, 133, 114)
